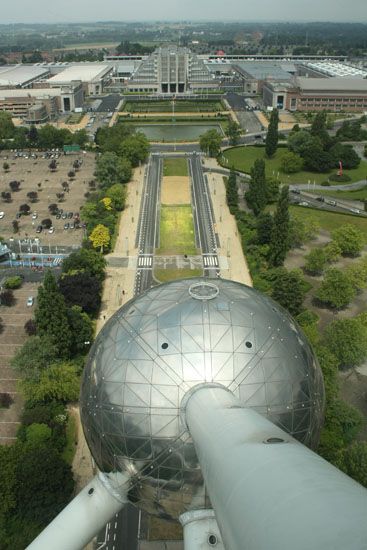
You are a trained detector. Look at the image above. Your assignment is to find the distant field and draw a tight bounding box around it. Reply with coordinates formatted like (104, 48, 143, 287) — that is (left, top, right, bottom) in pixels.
(221, 146, 367, 185)
(157, 205, 197, 255)
(54, 42, 119, 51)
(123, 100, 224, 113)
(289, 205, 367, 237)
(163, 158, 188, 177)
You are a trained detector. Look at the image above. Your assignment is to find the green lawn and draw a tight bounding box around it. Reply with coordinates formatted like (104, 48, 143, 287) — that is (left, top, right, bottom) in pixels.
(311, 187, 367, 201)
(123, 100, 224, 113)
(221, 146, 367, 185)
(157, 205, 197, 255)
(289, 205, 367, 237)
(163, 158, 188, 177)
(155, 268, 202, 282)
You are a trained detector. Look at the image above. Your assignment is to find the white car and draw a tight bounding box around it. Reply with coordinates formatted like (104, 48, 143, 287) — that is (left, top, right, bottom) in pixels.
(299, 201, 309, 207)
(26, 296, 34, 307)
(48, 227, 54, 234)
(0, 212, 4, 219)
(32, 212, 38, 219)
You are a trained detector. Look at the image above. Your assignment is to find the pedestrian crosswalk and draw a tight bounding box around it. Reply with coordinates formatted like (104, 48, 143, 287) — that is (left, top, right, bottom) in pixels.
(203, 255, 219, 268)
(137, 255, 153, 268)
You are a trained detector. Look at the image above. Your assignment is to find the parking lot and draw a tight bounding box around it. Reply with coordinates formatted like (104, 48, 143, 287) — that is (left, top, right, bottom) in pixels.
(0, 281, 39, 442)
(0, 151, 96, 246)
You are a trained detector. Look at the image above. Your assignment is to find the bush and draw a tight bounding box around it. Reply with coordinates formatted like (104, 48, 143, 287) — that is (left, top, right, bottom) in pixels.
(328, 174, 351, 183)
(3, 276, 22, 289)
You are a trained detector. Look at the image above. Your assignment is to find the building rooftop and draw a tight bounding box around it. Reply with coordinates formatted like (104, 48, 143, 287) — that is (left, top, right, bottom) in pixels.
(0, 88, 62, 99)
(302, 61, 367, 78)
(0, 65, 50, 87)
(297, 77, 367, 92)
(235, 61, 295, 80)
(47, 64, 111, 84)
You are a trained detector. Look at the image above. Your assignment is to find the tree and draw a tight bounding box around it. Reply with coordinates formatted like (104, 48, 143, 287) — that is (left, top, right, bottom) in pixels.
(41, 218, 52, 229)
(62, 182, 69, 192)
(48, 203, 58, 214)
(35, 271, 72, 358)
(1, 191, 11, 202)
(329, 143, 360, 170)
(0, 392, 13, 408)
(304, 248, 328, 275)
(324, 241, 342, 263)
(310, 110, 330, 147)
(280, 151, 303, 173)
(344, 263, 367, 291)
(19, 203, 30, 215)
(226, 120, 241, 145)
(105, 183, 126, 211)
(0, 289, 15, 306)
(56, 192, 65, 202)
(66, 306, 94, 353)
(20, 362, 80, 403)
(9, 180, 20, 192)
(246, 158, 267, 215)
(324, 318, 367, 368)
(49, 159, 57, 172)
(61, 248, 106, 281)
(27, 191, 38, 203)
(12, 220, 19, 233)
(265, 108, 279, 157)
(14, 443, 74, 523)
(316, 268, 355, 308)
(270, 268, 307, 316)
(3, 162, 9, 172)
(288, 215, 319, 248)
(59, 272, 102, 315)
(256, 212, 274, 245)
(11, 336, 58, 380)
(265, 177, 280, 204)
(25, 423, 52, 446)
(225, 168, 238, 213)
(24, 319, 37, 336)
(118, 132, 150, 167)
(0, 112, 15, 139)
(67, 171, 75, 180)
(302, 142, 333, 172)
(89, 224, 110, 253)
(199, 129, 222, 157)
(268, 186, 290, 267)
(331, 224, 364, 257)
(340, 442, 367, 488)
(95, 152, 132, 187)
(28, 125, 38, 145)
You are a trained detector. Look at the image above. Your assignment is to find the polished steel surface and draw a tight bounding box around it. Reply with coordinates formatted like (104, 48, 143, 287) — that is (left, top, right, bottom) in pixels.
(80, 278, 325, 520)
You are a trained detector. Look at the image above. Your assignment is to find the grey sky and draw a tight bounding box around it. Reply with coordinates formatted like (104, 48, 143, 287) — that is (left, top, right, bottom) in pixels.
(1, 0, 366, 23)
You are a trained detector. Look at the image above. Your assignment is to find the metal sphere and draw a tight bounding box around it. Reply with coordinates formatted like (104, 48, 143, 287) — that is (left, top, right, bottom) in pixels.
(80, 278, 324, 520)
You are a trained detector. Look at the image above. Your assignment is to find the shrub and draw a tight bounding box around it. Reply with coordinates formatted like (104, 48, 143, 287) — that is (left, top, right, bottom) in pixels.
(0, 289, 15, 306)
(24, 319, 37, 336)
(329, 174, 351, 183)
(3, 276, 22, 289)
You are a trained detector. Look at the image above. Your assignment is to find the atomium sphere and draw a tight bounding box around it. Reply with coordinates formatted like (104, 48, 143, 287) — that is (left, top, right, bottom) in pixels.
(80, 278, 324, 520)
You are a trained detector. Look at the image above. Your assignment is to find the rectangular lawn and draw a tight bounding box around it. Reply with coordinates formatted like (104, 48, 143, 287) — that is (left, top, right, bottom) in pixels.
(290, 205, 367, 237)
(163, 158, 188, 177)
(157, 205, 197, 255)
(222, 146, 367, 185)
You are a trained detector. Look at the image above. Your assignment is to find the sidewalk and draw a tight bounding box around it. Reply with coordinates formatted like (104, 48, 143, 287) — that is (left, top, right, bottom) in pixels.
(203, 158, 252, 287)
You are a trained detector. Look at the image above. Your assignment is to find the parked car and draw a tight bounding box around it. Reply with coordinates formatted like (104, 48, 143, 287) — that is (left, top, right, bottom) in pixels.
(291, 189, 300, 195)
(56, 213, 61, 219)
(325, 199, 337, 206)
(67, 212, 73, 219)
(350, 208, 361, 214)
(0, 212, 4, 219)
(69, 222, 74, 229)
(31, 212, 38, 219)
(299, 201, 309, 207)
(63, 222, 69, 230)
(36, 225, 43, 233)
(15, 212, 21, 219)
(62, 213, 67, 219)
(316, 196, 325, 202)
(48, 227, 55, 234)
(26, 296, 34, 307)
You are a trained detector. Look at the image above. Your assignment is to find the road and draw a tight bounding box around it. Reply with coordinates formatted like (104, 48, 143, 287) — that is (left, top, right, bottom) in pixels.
(134, 154, 162, 295)
(189, 153, 220, 277)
